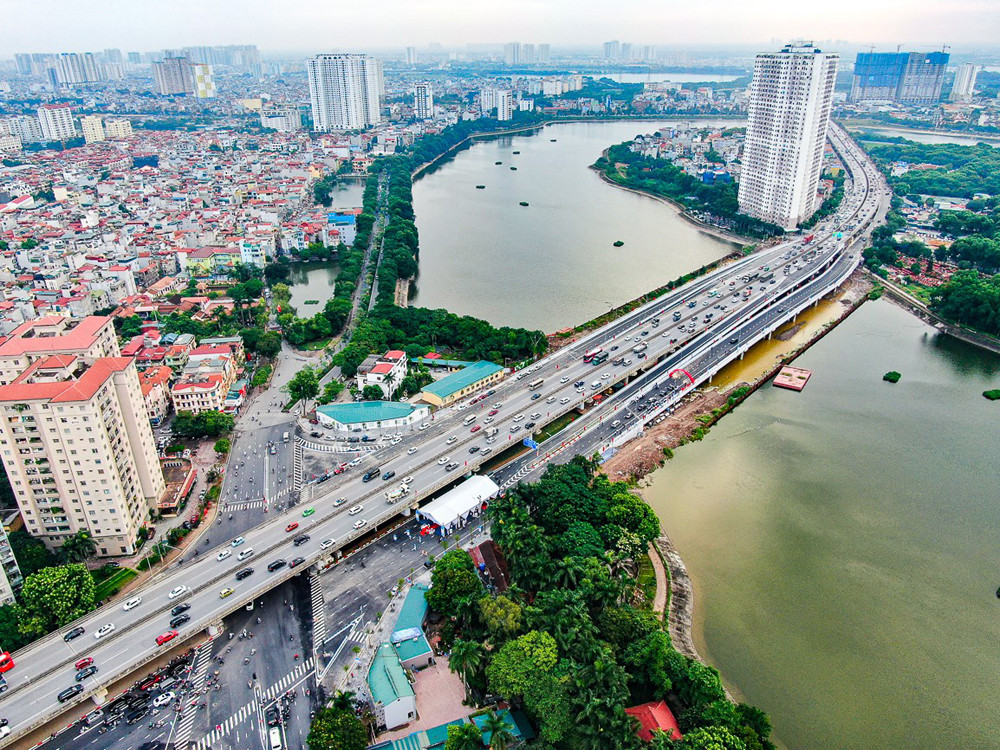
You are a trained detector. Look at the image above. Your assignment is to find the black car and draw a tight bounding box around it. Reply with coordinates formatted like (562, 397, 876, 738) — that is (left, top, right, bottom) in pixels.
(530, 393, 540, 400)
(76, 665, 99, 681)
(266, 705, 281, 727)
(362, 469, 378, 482)
(170, 603, 191, 617)
(293, 535, 310, 547)
(729, 336, 739, 345)
(525, 422, 536, 430)
(125, 707, 149, 725)
(267, 559, 287, 572)
(235, 567, 254, 581)
(169, 614, 191, 628)
(289, 556, 306, 568)
(382, 470, 396, 481)
(468, 446, 479, 454)
(63, 626, 85, 642)
(610, 345, 619, 351)
(58, 684, 84, 703)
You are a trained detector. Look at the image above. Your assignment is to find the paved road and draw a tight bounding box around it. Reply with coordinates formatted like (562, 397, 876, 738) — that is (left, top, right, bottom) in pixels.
(0, 124, 887, 743)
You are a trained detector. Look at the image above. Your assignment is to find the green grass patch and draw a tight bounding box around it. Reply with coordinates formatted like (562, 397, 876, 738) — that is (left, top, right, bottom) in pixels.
(299, 337, 333, 351)
(636, 554, 658, 611)
(532, 411, 580, 443)
(901, 283, 933, 304)
(303, 299, 320, 305)
(93, 567, 138, 601)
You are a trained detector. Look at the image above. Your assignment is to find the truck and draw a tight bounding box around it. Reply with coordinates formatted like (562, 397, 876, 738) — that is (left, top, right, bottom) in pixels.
(632, 342, 648, 354)
(485, 426, 500, 443)
(385, 485, 410, 504)
(803, 234, 815, 244)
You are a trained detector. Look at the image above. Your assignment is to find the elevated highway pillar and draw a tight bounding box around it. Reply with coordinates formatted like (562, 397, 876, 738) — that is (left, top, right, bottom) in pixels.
(91, 687, 109, 705)
(206, 621, 225, 637)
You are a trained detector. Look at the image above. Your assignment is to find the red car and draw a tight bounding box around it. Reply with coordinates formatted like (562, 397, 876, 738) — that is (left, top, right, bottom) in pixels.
(74, 657, 94, 670)
(470, 425, 481, 433)
(155, 631, 178, 646)
(0, 652, 13, 673)
(285, 522, 299, 532)
(488, 409, 499, 416)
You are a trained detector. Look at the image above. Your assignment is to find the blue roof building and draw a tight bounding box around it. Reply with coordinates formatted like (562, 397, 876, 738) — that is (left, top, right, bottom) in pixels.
(419, 361, 505, 407)
(390, 583, 432, 669)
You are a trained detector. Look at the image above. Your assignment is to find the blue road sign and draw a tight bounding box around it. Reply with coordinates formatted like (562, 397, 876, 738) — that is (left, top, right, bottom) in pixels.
(523, 438, 539, 450)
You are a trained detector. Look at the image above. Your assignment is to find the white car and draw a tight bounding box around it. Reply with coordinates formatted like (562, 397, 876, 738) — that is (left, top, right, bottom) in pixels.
(407, 447, 418, 455)
(168, 586, 187, 600)
(419, 423, 430, 431)
(559, 376, 569, 383)
(545, 397, 556, 404)
(122, 596, 141, 611)
(237, 548, 254, 561)
(529, 412, 541, 420)
(95, 623, 115, 640)
(348, 505, 364, 515)
(437, 456, 450, 465)
(348, 457, 363, 467)
(353, 520, 368, 530)
(153, 691, 176, 708)
(402, 475, 414, 485)
(493, 403, 503, 409)
(320, 538, 335, 550)
(560, 397, 570, 404)
(623, 359, 633, 366)
(483, 416, 494, 424)
(216, 549, 232, 562)
(457, 403, 467, 411)
(446, 436, 457, 445)
(512, 414, 524, 422)
(601, 372, 611, 380)
(390, 437, 402, 445)
(231, 537, 245, 547)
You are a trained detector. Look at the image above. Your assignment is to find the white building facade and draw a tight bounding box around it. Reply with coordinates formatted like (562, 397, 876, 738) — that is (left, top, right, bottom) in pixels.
(37, 104, 76, 141)
(737, 43, 838, 231)
(307, 54, 384, 131)
(414, 82, 433, 120)
(950, 63, 980, 102)
(81, 115, 105, 144)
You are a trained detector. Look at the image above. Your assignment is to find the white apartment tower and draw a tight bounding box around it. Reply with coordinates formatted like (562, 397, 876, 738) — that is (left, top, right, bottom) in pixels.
(104, 119, 133, 139)
(950, 63, 980, 102)
(153, 57, 194, 95)
(307, 54, 384, 131)
(0, 317, 165, 557)
(192, 64, 216, 98)
(80, 115, 105, 144)
(738, 42, 838, 231)
(414, 82, 434, 120)
(37, 104, 76, 141)
(480, 88, 513, 121)
(405, 47, 417, 65)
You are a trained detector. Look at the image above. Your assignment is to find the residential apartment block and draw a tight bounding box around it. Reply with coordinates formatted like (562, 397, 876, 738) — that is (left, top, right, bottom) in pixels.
(80, 115, 105, 144)
(307, 54, 384, 131)
(851, 51, 949, 105)
(37, 104, 75, 141)
(738, 43, 837, 230)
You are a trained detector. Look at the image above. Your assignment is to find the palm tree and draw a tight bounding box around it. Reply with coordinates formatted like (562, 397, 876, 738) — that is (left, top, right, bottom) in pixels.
(331, 690, 356, 712)
(481, 711, 516, 750)
(383, 370, 397, 399)
(60, 530, 97, 563)
(448, 639, 485, 702)
(445, 723, 484, 750)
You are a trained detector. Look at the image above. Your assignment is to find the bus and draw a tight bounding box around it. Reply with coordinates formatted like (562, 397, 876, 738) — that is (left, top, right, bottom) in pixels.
(583, 347, 603, 363)
(527, 378, 544, 390)
(591, 351, 609, 365)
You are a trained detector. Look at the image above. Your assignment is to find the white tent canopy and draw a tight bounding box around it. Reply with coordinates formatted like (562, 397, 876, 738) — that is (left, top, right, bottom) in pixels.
(416, 475, 499, 532)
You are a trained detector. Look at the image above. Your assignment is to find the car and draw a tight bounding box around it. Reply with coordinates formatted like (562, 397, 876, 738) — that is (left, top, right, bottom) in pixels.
(418, 423, 430, 431)
(481, 447, 493, 456)
(235, 568, 254, 581)
(600, 372, 611, 380)
(382, 470, 396, 480)
(457, 403, 467, 410)
(75, 665, 99, 681)
(560, 376, 569, 383)
(530, 393, 541, 400)
(493, 402, 503, 409)
(268, 559, 287, 572)
(333, 497, 347, 507)
(469, 446, 480, 454)
(546, 396, 556, 404)
(320, 538, 335, 550)
(407, 446, 418, 455)
(58, 684, 85, 703)
(446, 436, 457, 445)
(624, 358, 633, 366)
(125, 707, 149, 724)
(348, 504, 364, 515)
(220, 588, 235, 599)
(348, 457, 363, 467)
(169, 614, 191, 628)
(445, 462, 459, 471)
(353, 519, 368, 530)
(95, 624, 115, 640)
(402, 475, 414, 484)
(153, 691, 176, 708)
(266, 705, 281, 727)
(168, 586, 187, 600)
(75, 657, 94, 670)
(488, 409, 499, 416)
(611, 345, 619, 350)
(611, 419, 622, 428)
(525, 422, 536, 430)
(289, 556, 306, 568)
(231, 537, 246, 547)
(64, 626, 86, 642)
(509, 425, 522, 434)
(437, 456, 450, 465)
(237, 548, 254, 561)
(302, 507, 315, 517)
(293, 535, 310, 546)
(560, 397, 570, 404)
(470, 425, 481, 433)
(390, 437, 402, 445)
(122, 596, 142, 611)
(512, 414, 524, 422)
(216, 549, 232, 562)
(529, 412, 541, 420)
(155, 631, 178, 646)
(285, 522, 299, 532)
(641, 331, 649, 336)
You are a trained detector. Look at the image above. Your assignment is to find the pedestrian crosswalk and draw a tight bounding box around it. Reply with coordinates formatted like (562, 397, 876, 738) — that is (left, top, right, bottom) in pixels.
(188, 659, 315, 750)
(347, 620, 369, 644)
(309, 574, 326, 647)
(292, 441, 303, 491)
(172, 640, 214, 748)
(224, 500, 266, 511)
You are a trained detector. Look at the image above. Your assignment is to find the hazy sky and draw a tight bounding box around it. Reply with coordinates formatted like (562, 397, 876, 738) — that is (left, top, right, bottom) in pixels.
(3, 0, 999, 55)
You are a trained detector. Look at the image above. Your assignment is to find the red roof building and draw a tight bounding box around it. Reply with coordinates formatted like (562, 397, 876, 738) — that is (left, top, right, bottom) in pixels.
(625, 701, 683, 743)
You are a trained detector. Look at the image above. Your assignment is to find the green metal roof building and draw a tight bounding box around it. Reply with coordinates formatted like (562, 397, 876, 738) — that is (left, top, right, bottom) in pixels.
(390, 584, 432, 669)
(368, 642, 417, 730)
(369, 709, 535, 749)
(419, 361, 506, 407)
(315, 401, 429, 432)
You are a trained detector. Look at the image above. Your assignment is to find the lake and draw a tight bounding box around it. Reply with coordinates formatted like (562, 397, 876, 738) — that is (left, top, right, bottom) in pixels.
(644, 300, 1000, 750)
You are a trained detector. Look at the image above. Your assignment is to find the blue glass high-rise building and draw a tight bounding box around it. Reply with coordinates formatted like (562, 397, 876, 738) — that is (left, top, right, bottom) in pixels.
(851, 51, 949, 105)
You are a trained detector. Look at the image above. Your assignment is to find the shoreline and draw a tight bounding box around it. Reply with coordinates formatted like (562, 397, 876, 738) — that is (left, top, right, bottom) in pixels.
(840, 120, 1000, 144)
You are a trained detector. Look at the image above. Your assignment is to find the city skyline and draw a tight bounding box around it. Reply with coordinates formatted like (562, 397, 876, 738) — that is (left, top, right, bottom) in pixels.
(3, 0, 1000, 55)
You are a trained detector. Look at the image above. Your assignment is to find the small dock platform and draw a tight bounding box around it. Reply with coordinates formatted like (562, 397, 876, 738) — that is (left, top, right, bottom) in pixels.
(773, 365, 812, 392)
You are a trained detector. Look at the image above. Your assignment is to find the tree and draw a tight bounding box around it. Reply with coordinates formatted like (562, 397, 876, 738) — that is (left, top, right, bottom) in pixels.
(172, 411, 235, 439)
(330, 691, 357, 712)
(288, 366, 320, 411)
(60, 530, 97, 563)
(480, 711, 517, 750)
(478, 595, 522, 643)
(306, 705, 367, 750)
(0, 605, 30, 652)
(17, 564, 96, 638)
(449, 638, 485, 700)
(8, 530, 57, 576)
(486, 630, 559, 698)
(444, 723, 483, 750)
(361, 384, 385, 401)
(425, 550, 485, 618)
(671, 726, 748, 750)
(257, 331, 283, 358)
(214, 438, 231, 455)
(20, 238, 38, 249)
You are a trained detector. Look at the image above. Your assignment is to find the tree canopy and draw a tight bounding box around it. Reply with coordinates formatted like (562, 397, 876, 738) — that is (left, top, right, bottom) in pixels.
(306, 705, 367, 750)
(18, 564, 96, 638)
(172, 410, 234, 439)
